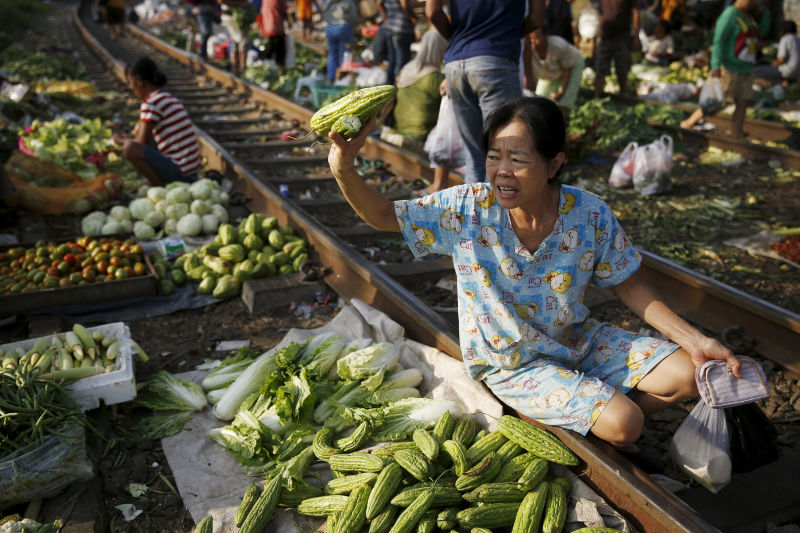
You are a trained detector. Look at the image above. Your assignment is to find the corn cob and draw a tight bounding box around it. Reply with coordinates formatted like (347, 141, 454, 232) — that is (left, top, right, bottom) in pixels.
(497, 416, 579, 466)
(73, 324, 98, 360)
(64, 331, 84, 361)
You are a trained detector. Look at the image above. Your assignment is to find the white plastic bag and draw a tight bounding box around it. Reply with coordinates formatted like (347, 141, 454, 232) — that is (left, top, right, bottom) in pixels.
(609, 142, 638, 188)
(669, 400, 732, 493)
(633, 136, 672, 195)
(699, 77, 724, 115)
(578, 6, 600, 39)
(424, 96, 465, 168)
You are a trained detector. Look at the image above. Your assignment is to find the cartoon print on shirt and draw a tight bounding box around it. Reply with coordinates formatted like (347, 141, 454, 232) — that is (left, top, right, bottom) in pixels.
(519, 322, 542, 342)
(593, 342, 614, 366)
(589, 398, 608, 424)
(556, 367, 578, 379)
(497, 349, 522, 369)
(613, 231, 629, 254)
(629, 374, 643, 389)
(440, 209, 465, 233)
(553, 305, 576, 328)
(594, 263, 612, 281)
(515, 302, 540, 320)
(394, 203, 407, 231)
(477, 225, 501, 247)
(500, 256, 525, 280)
(559, 192, 576, 214)
(530, 395, 549, 413)
(578, 250, 594, 271)
(492, 300, 514, 320)
(412, 224, 435, 247)
(595, 225, 609, 245)
(559, 228, 581, 253)
(463, 288, 477, 308)
(625, 350, 653, 370)
(414, 194, 436, 209)
(490, 334, 515, 350)
(472, 263, 492, 287)
(463, 312, 479, 336)
(472, 186, 496, 209)
(546, 388, 570, 410)
(545, 271, 573, 294)
(580, 380, 604, 397)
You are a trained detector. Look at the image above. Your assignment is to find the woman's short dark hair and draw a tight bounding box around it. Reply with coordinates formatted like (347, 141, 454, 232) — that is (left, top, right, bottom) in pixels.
(126, 57, 167, 87)
(781, 20, 797, 35)
(482, 96, 566, 164)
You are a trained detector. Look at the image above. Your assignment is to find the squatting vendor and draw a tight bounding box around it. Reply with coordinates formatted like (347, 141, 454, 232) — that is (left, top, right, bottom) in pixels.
(326, 96, 742, 448)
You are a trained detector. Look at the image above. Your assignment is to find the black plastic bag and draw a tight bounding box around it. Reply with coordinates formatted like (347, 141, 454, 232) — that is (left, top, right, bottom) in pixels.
(725, 403, 779, 474)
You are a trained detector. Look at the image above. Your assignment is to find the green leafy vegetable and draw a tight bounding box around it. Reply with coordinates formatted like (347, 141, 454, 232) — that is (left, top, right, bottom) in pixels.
(136, 371, 208, 412)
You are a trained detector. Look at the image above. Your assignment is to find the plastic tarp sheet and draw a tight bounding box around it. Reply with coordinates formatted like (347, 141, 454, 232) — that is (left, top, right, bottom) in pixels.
(161, 299, 634, 532)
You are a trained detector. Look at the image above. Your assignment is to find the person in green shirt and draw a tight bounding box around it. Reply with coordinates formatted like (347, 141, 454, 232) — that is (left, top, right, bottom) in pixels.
(680, 0, 770, 138)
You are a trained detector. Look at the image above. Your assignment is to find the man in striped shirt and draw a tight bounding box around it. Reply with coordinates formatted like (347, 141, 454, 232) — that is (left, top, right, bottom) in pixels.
(113, 57, 201, 185)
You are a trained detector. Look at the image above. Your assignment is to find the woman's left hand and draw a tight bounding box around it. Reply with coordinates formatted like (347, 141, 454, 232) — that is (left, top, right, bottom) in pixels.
(681, 334, 741, 377)
(551, 90, 564, 102)
(328, 115, 376, 179)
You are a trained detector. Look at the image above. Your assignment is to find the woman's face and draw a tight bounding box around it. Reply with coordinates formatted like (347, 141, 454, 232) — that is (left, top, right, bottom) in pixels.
(127, 75, 148, 99)
(486, 118, 559, 211)
(531, 29, 547, 52)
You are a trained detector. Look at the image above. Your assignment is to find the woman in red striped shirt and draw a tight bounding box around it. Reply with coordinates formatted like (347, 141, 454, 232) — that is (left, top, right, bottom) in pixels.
(113, 57, 201, 185)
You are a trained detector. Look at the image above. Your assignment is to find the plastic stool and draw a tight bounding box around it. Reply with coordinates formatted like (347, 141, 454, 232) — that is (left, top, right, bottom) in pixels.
(294, 73, 325, 106)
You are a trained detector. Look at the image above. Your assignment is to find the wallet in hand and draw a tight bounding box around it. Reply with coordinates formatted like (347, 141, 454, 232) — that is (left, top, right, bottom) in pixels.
(695, 356, 770, 408)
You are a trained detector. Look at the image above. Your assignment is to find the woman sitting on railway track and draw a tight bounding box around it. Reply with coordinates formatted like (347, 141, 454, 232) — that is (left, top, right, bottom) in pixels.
(326, 96, 742, 449)
(112, 57, 201, 185)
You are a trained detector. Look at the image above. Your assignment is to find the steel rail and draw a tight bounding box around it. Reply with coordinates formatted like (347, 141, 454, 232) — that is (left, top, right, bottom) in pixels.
(71, 9, 799, 531)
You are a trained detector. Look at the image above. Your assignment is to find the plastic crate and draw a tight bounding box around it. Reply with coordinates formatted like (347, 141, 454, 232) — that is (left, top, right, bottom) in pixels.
(0, 322, 136, 411)
(312, 84, 350, 108)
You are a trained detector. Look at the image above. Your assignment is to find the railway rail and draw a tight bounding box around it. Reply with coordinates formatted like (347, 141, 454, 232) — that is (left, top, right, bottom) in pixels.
(53, 3, 800, 530)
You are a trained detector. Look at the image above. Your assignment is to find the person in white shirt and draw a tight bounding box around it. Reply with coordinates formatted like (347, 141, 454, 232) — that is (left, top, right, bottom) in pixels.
(529, 27, 585, 120)
(753, 21, 800, 84)
(645, 20, 675, 65)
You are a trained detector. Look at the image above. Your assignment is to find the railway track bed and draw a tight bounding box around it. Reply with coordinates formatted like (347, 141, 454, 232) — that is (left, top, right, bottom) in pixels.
(2, 2, 800, 531)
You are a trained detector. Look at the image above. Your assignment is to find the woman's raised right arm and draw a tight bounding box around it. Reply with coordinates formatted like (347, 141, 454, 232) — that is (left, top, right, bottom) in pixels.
(328, 116, 401, 232)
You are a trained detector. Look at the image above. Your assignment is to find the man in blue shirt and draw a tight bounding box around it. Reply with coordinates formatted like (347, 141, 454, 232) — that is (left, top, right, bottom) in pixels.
(425, 0, 543, 184)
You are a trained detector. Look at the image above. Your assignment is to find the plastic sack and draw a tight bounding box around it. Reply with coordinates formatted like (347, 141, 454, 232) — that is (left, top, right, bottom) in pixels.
(0, 423, 93, 508)
(609, 141, 638, 188)
(1, 152, 123, 215)
(423, 95, 465, 169)
(669, 400, 731, 493)
(632, 135, 672, 195)
(699, 77, 724, 116)
(578, 6, 600, 39)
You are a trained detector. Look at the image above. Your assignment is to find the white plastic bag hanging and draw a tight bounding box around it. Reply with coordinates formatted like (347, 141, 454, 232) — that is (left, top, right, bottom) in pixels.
(699, 77, 724, 116)
(669, 400, 732, 493)
(609, 141, 638, 188)
(633, 137, 672, 195)
(424, 96, 465, 169)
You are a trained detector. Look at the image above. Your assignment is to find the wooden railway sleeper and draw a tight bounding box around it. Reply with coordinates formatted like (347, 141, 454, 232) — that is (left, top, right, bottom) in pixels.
(720, 325, 757, 353)
(299, 260, 333, 282)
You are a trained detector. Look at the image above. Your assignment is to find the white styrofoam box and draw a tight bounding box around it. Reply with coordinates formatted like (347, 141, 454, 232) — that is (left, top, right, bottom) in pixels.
(0, 322, 136, 411)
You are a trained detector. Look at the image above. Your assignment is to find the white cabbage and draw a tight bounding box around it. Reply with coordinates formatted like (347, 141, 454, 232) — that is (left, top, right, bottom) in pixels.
(144, 210, 166, 227)
(201, 214, 219, 234)
(118, 219, 133, 233)
(101, 219, 122, 235)
(211, 204, 229, 224)
(146, 186, 168, 203)
(190, 199, 211, 216)
(177, 213, 203, 237)
(220, 191, 229, 205)
(189, 180, 211, 200)
(166, 203, 190, 220)
(155, 199, 169, 213)
(110, 205, 131, 221)
(166, 188, 192, 205)
(134, 221, 156, 241)
(164, 218, 178, 235)
(129, 198, 155, 220)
